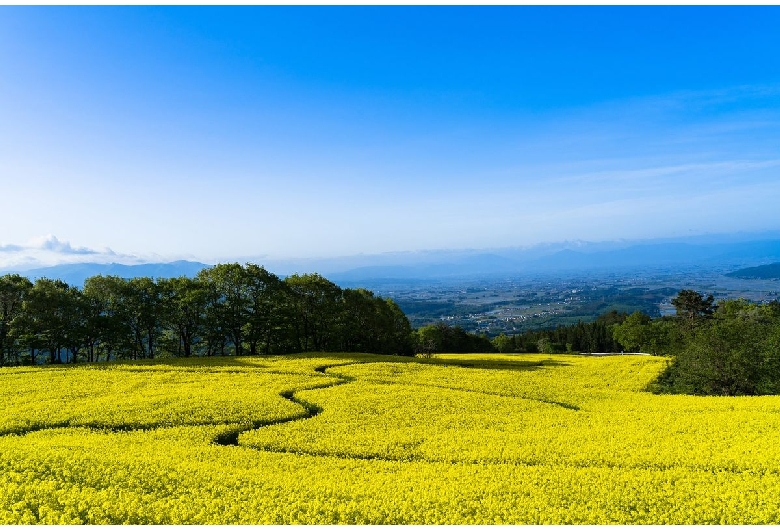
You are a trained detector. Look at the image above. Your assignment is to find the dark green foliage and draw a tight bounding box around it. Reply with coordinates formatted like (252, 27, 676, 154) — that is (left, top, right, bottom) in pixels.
(611, 311, 652, 352)
(341, 289, 413, 355)
(197, 264, 251, 356)
(652, 298, 780, 396)
(0, 274, 33, 365)
(0, 265, 415, 364)
(157, 276, 207, 358)
(414, 323, 495, 354)
(671, 289, 715, 330)
(284, 273, 343, 353)
(491, 311, 627, 354)
(81, 275, 133, 362)
(14, 278, 76, 364)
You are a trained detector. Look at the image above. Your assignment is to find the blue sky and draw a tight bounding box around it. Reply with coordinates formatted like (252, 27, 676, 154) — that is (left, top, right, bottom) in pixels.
(2, 6, 780, 267)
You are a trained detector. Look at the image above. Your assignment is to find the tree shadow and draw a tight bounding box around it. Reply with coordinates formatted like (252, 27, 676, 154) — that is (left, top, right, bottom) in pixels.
(38, 351, 574, 374)
(416, 356, 573, 373)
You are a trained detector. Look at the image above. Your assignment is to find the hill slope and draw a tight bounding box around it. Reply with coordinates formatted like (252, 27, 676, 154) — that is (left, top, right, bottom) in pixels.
(726, 262, 780, 280)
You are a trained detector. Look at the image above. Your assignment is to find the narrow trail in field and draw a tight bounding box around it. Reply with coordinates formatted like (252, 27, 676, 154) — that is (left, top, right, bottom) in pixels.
(213, 363, 356, 447)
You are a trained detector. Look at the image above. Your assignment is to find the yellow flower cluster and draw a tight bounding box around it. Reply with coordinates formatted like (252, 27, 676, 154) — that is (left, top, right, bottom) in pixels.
(1, 353, 780, 523)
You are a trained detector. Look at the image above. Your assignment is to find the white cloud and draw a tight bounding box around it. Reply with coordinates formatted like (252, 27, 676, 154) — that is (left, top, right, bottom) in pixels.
(0, 235, 143, 271)
(26, 234, 105, 255)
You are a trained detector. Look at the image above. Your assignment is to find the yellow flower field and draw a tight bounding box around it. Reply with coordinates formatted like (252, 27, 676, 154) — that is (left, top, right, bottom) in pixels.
(1, 353, 779, 524)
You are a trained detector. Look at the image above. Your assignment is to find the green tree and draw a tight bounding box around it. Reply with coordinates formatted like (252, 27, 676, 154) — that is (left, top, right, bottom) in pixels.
(381, 298, 414, 355)
(61, 287, 89, 363)
(536, 337, 554, 354)
(243, 264, 287, 355)
(82, 275, 132, 362)
(493, 333, 514, 353)
(0, 274, 33, 365)
(645, 318, 679, 356)
(17, 279, 74, 363)
(653, 298, 780, 396)
(415, 323, 495, 354)
(125, 277, 163, 359)
(612, 311, 652, 352)
(158, 276, 207, 357)
(414, 324, 445, 354)
(672, 289, 715, 329)
(661, 318, 762, 395)
(340, 288, 381, 353)
(285, 273, 342, 352)
(198, 264, 250, 356)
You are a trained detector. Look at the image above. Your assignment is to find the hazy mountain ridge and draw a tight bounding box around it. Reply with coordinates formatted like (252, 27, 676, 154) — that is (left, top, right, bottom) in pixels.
(332, 239, 780, 282)
(726, 262, 780, 280)
(4, 261, 209, 287)
(5, 235, 780, 285)
(528, 240, 780, 271)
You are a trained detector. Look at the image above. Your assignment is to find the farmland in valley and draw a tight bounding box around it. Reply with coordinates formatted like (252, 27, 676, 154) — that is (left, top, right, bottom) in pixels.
(2, 353, 779, 524)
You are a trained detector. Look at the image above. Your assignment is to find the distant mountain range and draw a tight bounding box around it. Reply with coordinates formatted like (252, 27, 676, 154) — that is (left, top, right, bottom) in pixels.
(5, 233, 780, 286)
(4, 261, 209, 287)
(525, 240, 780, 272)
(329, 238, 780, 283)
(726, 262, 780, 280)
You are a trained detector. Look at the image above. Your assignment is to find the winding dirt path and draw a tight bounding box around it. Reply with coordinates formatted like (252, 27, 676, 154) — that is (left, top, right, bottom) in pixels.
(213, 363, 356, 447)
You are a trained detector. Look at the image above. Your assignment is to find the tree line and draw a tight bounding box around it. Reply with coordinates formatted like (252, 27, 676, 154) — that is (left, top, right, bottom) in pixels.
(410, 311, 629, 356)
(632, 291, 780, 396)
(0, 263, 414, 365)
(4, 270, 778, 397)
(413, 322, 495, 355)
(490, 289, 780, 396)
(491, 310, 628, 354)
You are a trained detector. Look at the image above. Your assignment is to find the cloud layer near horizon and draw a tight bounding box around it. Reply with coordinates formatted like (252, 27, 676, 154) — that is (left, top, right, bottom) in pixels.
(0, 235, 138, 270)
